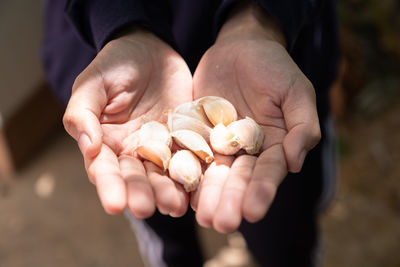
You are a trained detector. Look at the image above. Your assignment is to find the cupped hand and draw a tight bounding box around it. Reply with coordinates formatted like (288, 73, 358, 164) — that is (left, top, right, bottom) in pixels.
(191, 3, 321, 233)
(63, 30, 193, 218)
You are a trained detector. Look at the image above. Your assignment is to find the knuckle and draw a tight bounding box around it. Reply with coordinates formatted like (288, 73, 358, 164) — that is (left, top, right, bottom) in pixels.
(196, 212, 213, 228)
(62, 112, 74, 134)
(214, 217, 239, 233)
(244, 211, 264, 223)
(131, 204, 155, 219)
(310, 125, 322, 145)
(170, 197, 184, 215)
(291, 74, 316, 100)
(158, 188, 180, 213)
(290, 164, 302, 174)
(62, 109, 82, 139)
(171, 204, 187, 218)
(303, 77, 315, 91)
(196, 205, 214, 227)
(86, 165, 97, 183)
(296, 74, 315, 93)
(103, 201, 124, 215)
(62, 112, 72, 126)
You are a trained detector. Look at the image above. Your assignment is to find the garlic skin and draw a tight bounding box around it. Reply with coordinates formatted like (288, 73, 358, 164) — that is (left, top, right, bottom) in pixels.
(168, 150, 202, 192)
(171, 130, 214, 163)
(139, 120, 172, 148)
(197, 96, 237, 126)
(173, 101, 213, 127)
(136, 140, 171, 171)
(210, 123, 241, 155)
(167, 112, 212, 142)
(228, 117, 264, 154)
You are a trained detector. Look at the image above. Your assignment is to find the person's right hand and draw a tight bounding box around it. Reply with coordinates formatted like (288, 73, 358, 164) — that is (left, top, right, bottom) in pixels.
(63, 30, 193, 218)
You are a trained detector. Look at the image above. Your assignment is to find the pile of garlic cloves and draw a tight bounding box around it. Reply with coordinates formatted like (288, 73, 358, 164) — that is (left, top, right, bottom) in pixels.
(135, 96, 264, 192)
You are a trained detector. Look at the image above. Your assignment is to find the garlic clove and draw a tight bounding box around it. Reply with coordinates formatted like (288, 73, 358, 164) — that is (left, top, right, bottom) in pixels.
(173, 101, 213, 127)
(228, 116, 264, 154)
(136, 140, 171, 171)
(210, 123, 241, 155)
(168, 150, 202, 192)
(196, 96, 237, 126)
(167, 111, 212, 142)
(139, 120, 172, 148)
(171, 129, 214, 163)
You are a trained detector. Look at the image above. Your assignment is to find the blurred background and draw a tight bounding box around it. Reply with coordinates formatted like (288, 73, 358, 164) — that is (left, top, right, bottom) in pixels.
(0, 0, 399, 266)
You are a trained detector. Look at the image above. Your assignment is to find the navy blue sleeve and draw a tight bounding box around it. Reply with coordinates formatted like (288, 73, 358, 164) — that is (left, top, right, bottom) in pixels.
(43, 0, 337, 107)
(42, 0, 97, 104)
(254, 0, 323, 50)
(65, 0, 322, 52)
(64, 0, 174, 51)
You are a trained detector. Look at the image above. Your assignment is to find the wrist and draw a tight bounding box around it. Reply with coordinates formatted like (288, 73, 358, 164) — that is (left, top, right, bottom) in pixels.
(217, 1, 286, 47)
(106, 26, 165, 52)
(115, 26, 156, 43)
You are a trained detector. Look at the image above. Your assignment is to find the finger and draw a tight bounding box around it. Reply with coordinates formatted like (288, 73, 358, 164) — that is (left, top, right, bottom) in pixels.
(242, 144, 287, 223)
(190, 182, 200, 212)
(144, 161, 189, 217)
(283, 122, 320, 172)
(189, 163, 208, 212)
(119, 156, 155, 219)
(195, 154, 234, 228)
(63, 68, 107, 159)
(213, 155, 256, 233)
(103, 91, 133, 114)
(100, 113, 128, 124)
(282, 76, 321, 172)
(85, 144, 127, 214)
(100, 91, 138, 124)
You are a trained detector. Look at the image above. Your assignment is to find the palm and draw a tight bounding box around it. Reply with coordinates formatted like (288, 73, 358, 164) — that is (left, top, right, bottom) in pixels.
(97, 44, 193, 157)
(192, 39, 316, 232)
(66, 31, 192, 217)
(194, 39, 292, 151)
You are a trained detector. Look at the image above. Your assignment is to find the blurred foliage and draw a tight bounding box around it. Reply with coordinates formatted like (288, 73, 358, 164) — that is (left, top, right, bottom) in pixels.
(337, 0, 400, 118)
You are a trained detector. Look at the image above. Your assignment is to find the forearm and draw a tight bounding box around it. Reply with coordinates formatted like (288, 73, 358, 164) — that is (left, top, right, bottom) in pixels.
(217, 1, 286, 47)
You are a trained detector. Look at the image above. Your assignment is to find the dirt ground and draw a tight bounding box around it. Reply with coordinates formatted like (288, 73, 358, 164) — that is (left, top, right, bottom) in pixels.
(0, 130, 250, 267)
(321, 104, 400, 267)
(0, 104, 399, 267)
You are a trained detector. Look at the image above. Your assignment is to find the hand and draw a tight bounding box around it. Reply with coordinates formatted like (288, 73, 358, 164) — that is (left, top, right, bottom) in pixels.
(63, 30, 193, 218)
(191, 2, 321, 233)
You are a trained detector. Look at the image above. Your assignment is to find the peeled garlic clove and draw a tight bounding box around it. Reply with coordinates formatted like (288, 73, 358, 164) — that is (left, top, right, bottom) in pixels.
(136, 140, 171, 171)
(228, 117, 264, 154)
(173, 101, 213, 127)
(139, 120, 172, 148)
(171, 130, 214, 163)
(197, 96, 237, 126)
(167, 112, 212, 142)
(210, 123, 241, 155)
(168, 150, 202, 192)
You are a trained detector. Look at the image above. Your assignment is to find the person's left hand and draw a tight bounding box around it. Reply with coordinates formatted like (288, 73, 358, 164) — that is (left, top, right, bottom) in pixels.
(190, 2, 321, 233)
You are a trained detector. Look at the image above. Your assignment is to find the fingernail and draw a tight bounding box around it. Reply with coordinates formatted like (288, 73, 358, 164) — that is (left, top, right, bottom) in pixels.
(78, 133, 91, 154)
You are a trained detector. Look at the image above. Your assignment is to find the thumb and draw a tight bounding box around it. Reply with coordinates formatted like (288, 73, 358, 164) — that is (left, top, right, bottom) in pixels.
(63, 68, 107, 159)
(282, 76, 321, 173)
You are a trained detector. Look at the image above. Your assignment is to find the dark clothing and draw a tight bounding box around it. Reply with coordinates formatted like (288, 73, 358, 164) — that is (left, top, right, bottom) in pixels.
(42, 1, 339, 266)
(42, 0, 339, 117)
